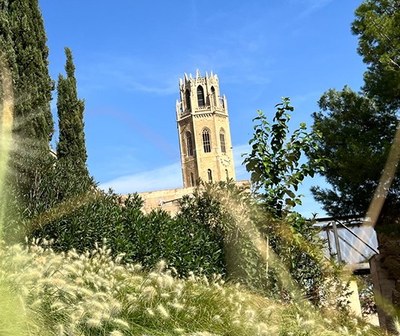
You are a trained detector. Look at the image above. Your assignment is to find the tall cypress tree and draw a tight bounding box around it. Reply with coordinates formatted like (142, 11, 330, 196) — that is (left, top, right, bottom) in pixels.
(2, 0, 54, 186)
(0, 0, 54, 238)
(8, 0, 53, 144)
(0, 1, 17, 85)
(56, 47, 91, 194)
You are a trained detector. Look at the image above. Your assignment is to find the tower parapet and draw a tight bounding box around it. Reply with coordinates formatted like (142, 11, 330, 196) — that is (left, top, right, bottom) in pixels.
(176, 71, 228, 119)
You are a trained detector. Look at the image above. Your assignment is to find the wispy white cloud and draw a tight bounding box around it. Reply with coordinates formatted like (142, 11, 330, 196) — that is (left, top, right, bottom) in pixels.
(79, 55, 178, 96)
(90, 145, 148, 181)
(76, 5, 275, 97)
(99, 143, 251, 194)
(99, 162, 182, 194)
(293, 0, 334, 18)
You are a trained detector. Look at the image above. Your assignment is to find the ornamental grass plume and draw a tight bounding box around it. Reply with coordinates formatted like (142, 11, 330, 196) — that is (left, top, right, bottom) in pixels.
(0, 241, 386, 336)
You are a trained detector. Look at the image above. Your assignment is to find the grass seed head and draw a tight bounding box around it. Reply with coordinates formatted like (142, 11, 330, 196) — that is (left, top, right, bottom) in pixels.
(156, 304, 170, 319)
(109, 331, 124, 336)
(142, 286, 157, 300)
(112, 318, 130, 330)
(146, 308, 155, 316)
(86, 317, 103, 329)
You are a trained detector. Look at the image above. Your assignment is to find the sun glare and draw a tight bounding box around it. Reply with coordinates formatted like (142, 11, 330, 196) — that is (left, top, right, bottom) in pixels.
(0, 63, 14, 236)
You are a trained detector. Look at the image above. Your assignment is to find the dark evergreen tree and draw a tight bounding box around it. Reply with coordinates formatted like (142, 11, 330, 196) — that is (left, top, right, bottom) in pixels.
(8, 0, 53, 145)
(0, 1, 17, 84)
(0, 0, 54, 237)
(352, 0, 400, 111)
(310, 3, 400, 328)
(310, 87, 399, 218)
(310, 0, 400, 222)
(56, 47, 91, 194)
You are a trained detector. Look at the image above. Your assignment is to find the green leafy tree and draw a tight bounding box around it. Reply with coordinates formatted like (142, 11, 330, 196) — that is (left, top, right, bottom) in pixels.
(243, 97, 323, 218)
(56, 48, 90, 188)
(352, 0, 400, 110)
(310, 1, 400, 225)
(310, 87, 399, 218)
(311, 2, 400, 329)
(241, 99, 343, 306)
(351, 2, 400, 330)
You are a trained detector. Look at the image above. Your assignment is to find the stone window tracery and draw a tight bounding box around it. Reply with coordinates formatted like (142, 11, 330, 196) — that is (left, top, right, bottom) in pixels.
(219, 129, 226, 153)
(202, 128, 211, 153)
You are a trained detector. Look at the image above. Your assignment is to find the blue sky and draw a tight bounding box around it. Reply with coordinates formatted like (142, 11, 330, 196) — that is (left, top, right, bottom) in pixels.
(39, 0, 367, 218)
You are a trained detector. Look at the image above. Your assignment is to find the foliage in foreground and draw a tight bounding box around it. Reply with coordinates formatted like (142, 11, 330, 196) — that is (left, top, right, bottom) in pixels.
(243, 98, 323, 218)
(31, 178, 341, 309)
(0, 242, 384, 336)
(239, 99, 339, 305)
(31, 190, 225, 278)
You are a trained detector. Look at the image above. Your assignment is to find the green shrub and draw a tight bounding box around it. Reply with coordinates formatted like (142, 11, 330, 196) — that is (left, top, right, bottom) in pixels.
(31, 190, 225, 277)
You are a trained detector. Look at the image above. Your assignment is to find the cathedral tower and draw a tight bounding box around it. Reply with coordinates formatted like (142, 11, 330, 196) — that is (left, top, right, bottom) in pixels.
(176, 70, 236, 188)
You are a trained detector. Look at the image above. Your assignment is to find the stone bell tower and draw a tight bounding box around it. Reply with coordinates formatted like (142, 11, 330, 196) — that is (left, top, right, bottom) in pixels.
(176, 70, 236, 188)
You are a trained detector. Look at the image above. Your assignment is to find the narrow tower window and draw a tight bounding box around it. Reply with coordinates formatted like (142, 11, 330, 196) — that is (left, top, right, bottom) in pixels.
(185, 89, 191, 111)
(190, 172, 195, 187)
(197, 85, 205, 107)
(225, 169, 229, 181)
(211, 86, 217, 106)
(186, 131, 193, 156)
(202, 128, 211, 153)
(220, 129, 226, 153)
(220, 96, 225, 108)
(207, 169, 213, 182)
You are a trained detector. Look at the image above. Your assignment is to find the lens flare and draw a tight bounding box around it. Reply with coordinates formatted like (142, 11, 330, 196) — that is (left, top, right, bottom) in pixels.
(0, 62, 14, 237)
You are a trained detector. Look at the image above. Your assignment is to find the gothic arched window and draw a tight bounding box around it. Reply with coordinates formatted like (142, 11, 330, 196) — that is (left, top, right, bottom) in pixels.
(219, 129, 226, 153)
(202, 128, 211, 153)
(197, 85, 205, 107)
(186, 131, 194, 156)
(207, 169, 213, 182)
(185, 89, 191, 111)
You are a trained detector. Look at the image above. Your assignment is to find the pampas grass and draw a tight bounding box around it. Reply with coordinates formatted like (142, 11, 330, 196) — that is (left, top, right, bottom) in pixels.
(0, 241, 384, 336)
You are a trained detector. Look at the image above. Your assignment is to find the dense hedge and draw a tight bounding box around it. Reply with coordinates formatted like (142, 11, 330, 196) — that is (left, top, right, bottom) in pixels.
(30, 190, 226, 277)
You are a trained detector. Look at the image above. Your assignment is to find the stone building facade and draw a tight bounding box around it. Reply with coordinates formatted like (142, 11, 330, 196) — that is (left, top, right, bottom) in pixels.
(138, 71, 245, 215)
(176, 70, 236, 187)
